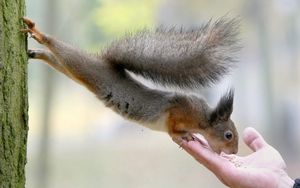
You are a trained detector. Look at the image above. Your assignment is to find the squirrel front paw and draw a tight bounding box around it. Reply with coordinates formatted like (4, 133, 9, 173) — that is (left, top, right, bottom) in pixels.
(171, 132, 196, 146)
(21, 17, 46, 44)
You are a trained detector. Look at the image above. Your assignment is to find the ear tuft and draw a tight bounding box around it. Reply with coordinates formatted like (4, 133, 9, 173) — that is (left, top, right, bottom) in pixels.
(210, 88, 234, 123)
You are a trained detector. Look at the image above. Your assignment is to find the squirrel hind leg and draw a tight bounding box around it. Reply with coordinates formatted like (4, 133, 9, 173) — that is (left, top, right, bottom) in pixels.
(27, 49, 50, 59)
(21, 17, 47, 44)
(27, 49, 37, 58)
(27, 49, 75, 81)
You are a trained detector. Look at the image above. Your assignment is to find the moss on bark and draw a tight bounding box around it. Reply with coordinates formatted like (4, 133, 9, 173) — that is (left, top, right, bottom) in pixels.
(0, 0, 28, 187)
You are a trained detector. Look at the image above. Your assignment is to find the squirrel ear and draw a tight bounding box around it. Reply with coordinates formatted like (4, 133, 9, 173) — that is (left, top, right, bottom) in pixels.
(210, 89, 234, 123)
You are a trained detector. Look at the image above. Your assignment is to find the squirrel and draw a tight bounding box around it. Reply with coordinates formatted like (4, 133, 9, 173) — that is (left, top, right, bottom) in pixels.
(21, 17, 240, 154)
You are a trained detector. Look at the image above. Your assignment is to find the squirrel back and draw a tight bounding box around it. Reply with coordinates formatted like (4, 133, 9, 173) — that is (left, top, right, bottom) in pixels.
(103, 18, 240, 89)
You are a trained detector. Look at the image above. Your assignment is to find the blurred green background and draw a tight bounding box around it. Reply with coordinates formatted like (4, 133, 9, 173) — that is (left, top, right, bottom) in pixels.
(25, 0, 300, 187)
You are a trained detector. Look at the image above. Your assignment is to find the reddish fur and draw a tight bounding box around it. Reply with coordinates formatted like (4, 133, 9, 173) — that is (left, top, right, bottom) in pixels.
(167, 107, 203, 140)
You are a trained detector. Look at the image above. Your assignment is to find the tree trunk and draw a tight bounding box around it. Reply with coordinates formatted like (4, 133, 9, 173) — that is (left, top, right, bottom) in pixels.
(0, 0, 28, 187)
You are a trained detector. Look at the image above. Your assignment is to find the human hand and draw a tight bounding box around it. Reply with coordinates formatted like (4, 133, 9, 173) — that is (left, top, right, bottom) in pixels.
(174, 127, 294, 188)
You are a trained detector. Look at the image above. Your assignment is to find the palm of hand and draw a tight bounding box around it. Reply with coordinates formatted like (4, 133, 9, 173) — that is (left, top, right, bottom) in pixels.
(220, 145, 287, 188)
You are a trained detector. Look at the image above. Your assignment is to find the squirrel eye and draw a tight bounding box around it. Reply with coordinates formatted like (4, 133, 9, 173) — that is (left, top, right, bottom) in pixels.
(224, 130, 233, 141)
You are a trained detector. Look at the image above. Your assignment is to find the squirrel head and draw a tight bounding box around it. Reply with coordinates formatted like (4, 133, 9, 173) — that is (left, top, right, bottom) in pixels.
(168, 91, 238, 154)
(206, 89, 238, 154)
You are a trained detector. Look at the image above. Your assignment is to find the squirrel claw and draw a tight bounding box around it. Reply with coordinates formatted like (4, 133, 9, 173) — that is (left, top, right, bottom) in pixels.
(171, 132, 196, 146)
(181, 132, 196, 142)
(20, 28, 31, 33)
(22, 17, 35, 28)
(27, 49, 36, 58)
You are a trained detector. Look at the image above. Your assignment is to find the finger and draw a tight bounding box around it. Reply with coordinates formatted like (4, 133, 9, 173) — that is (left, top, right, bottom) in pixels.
(177, 140, 240, 187)
(180, 140, 227, 172)
(243, 127, 268, 152)
(192, 133, 212, 150)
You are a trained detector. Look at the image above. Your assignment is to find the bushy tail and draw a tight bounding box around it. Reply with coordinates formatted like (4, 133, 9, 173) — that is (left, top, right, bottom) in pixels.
(102, 18, 240, 89)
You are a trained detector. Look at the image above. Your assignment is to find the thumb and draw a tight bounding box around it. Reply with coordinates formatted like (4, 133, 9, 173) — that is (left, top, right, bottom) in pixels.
(243, 127, 268, 152)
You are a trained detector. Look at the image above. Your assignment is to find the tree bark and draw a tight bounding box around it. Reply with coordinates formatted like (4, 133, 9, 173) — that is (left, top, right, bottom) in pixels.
(0, 0, 28, 187)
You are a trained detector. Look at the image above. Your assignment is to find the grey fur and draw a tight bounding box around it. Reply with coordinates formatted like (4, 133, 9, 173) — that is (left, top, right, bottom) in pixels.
(28, 18, 240, 124)
(102, 18, 240, 89)
(94, 65, 174, 122)
(35, 37, 174, 122)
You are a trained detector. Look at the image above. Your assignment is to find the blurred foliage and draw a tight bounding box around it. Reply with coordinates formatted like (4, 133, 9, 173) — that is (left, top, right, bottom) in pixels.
(91, 0, 159, 38)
